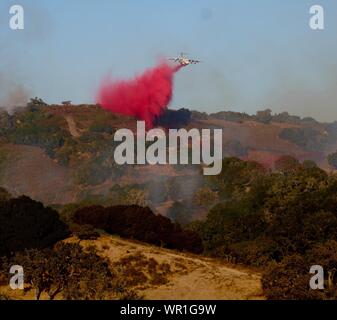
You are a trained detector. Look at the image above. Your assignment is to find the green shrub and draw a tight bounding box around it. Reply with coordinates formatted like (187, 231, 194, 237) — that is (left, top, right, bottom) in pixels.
(262, 255, 321, 300)
(89, 124, 114, 134)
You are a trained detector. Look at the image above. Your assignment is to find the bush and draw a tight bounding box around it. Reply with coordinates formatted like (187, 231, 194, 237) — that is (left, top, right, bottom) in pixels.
(74, 205, 203, 253)
(113, 253, 171, 288)
(274, 155, 300, 173)
(74, 224, 100, 240)
(272, 112, 300, 124)
(1, 243, 117, 300)
(255, 109, 272, 124)
(0, 196, 69, 257)
(209, 157, 265, 198)
(262, 255, 322, 300)
(227, 238, 281, 267)
(305, 240, 337, 298)
(279, 127, 323, 151)
(27, 97, 48, 107)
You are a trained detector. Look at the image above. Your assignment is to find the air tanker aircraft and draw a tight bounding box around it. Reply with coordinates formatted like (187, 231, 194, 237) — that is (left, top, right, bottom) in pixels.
(169, 53, 201, 66)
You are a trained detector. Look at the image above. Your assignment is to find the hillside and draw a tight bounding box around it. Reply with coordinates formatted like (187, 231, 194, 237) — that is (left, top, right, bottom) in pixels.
(1, 103, 337, 217)
(0, 234, 264, 300)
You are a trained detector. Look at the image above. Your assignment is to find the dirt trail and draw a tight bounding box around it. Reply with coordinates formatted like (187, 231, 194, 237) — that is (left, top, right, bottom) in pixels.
(65, 115, 80, 137)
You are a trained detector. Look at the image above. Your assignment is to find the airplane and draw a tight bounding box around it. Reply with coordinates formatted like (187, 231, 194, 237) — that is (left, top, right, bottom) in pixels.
(169, 53, 201, 66)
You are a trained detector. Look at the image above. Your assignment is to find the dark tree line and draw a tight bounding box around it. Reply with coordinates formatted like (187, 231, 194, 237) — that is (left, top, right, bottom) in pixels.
(73, 205, 202, 253)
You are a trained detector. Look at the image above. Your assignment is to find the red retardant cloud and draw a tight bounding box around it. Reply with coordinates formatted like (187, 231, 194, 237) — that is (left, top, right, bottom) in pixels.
(97, 61, 183, 128)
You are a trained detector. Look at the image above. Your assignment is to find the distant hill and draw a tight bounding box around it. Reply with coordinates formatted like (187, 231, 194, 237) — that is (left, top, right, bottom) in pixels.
(0, 103, 336, 214)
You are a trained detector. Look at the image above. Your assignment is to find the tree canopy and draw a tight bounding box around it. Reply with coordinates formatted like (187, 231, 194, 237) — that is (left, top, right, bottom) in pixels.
(0, 196, 69, 257)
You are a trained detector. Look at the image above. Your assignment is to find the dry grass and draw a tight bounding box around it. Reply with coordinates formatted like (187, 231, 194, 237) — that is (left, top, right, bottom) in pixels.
(76, 235, 265, 300)
(0, 234, 265, 301)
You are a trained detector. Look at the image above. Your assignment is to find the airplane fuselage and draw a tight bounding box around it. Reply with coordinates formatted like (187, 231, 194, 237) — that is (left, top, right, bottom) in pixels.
(180, 58, 191, 65)
(169, 54, 200, 66)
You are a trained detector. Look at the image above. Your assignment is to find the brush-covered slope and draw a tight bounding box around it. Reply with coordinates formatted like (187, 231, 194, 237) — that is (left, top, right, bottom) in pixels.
(0, 104, 336, 209)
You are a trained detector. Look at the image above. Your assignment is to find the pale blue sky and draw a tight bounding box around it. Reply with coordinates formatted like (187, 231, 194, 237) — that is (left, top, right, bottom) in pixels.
(1, 0, 337, 121)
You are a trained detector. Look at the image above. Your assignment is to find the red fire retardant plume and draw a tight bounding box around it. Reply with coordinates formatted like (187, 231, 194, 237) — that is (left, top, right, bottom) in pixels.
(97, 62, 183, 128)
